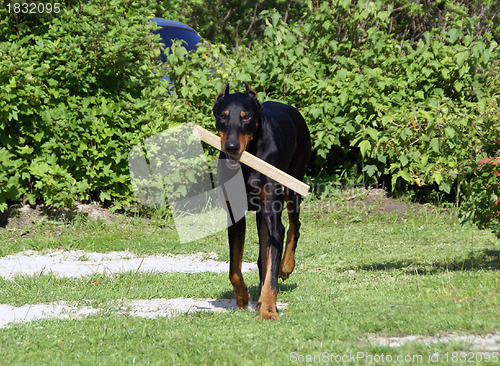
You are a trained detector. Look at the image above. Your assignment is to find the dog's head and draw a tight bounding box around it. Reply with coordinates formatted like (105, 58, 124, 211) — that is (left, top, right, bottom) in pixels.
(213, 82, 262, 159)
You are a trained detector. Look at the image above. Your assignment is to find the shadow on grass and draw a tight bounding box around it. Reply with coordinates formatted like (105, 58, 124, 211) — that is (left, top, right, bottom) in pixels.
(219, 282, 298, 301)
(352, 249, 500, 274)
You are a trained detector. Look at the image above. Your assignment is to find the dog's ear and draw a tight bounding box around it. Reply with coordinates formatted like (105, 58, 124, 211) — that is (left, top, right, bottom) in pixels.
(242, 81, 257, 97)
(213, 83, 230, 116)
(243, 82, 262, 112)
(217, 83, 230, 100)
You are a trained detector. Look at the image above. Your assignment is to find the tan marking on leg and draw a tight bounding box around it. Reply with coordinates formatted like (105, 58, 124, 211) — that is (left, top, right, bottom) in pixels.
(229, 219, 249, 309)
(230, 271, 249, 309)
(259, 283, 278, 320)
(280, 226, 296, 279)
(259, 243, 279, 320)
(280, 192, 299, 280)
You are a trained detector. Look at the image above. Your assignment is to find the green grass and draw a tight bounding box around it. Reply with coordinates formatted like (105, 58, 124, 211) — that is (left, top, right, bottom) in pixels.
(0, 196, 499, 365)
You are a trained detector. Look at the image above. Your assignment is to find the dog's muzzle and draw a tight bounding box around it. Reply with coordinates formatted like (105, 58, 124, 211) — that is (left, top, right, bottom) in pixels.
(225, 153, 241, 170)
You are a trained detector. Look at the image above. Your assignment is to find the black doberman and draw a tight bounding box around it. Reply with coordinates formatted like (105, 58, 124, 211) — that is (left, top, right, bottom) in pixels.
(213, 82, 311, 320)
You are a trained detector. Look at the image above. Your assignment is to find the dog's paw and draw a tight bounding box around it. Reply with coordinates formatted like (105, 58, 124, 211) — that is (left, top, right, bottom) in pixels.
(279, 254, 296, 281)
(279, 263, 293, 281)
(235, 291, 250, 309)
(259, 308, 279, 321)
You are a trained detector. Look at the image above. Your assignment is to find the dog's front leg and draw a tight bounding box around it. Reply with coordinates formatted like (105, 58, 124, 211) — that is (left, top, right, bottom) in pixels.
(257, 195, 285, 320)
(228, 216, 250, 309)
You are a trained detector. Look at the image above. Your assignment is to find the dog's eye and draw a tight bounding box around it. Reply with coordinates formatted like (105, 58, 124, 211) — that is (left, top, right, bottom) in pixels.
(219, 114, 228, 121)
(243, 115, 252, 121)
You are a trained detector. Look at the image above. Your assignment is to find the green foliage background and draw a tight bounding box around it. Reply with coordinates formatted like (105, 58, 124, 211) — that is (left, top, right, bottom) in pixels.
(0, 0, 167, 209)
(0, 0, 499, 234)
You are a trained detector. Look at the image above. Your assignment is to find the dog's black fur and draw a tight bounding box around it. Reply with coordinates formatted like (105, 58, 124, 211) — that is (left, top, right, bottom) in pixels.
(213, 82, 311, 320)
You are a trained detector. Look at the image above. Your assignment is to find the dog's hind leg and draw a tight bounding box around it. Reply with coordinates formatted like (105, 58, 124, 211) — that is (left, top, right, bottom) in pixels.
(256, 211, 268, 313)
(228, 216, 250, 309)
(280, 188, 302, 281)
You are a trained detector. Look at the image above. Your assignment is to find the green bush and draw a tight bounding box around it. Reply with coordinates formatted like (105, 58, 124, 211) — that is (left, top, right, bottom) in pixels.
(0, 0, 166, 209)
(147, 0, 305, 48)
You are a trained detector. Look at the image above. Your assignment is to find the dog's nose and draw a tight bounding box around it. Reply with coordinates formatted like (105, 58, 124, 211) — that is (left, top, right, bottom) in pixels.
(224, 140, 240, 155)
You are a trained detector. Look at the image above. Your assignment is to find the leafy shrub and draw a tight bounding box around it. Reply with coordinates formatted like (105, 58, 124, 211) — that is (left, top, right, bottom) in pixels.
(0, 148, 20, 212)
(159, 0, 500, 233)
(0, 0, 166, 210)
(149, 0, 500, 48)
(460, 158, 500, 237)
(147, 0, 305, 48)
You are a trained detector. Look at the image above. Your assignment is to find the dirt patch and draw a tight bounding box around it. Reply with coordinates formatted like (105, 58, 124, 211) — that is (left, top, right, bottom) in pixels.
(301, 188, 434, 222)
(351, 188, 433, 217)
(0, 250, 257, 279)
(0, 202, 116, 236)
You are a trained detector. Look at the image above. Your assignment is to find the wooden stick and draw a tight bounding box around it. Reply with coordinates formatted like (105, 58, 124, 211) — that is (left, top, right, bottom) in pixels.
(193, 125, 310, 197)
